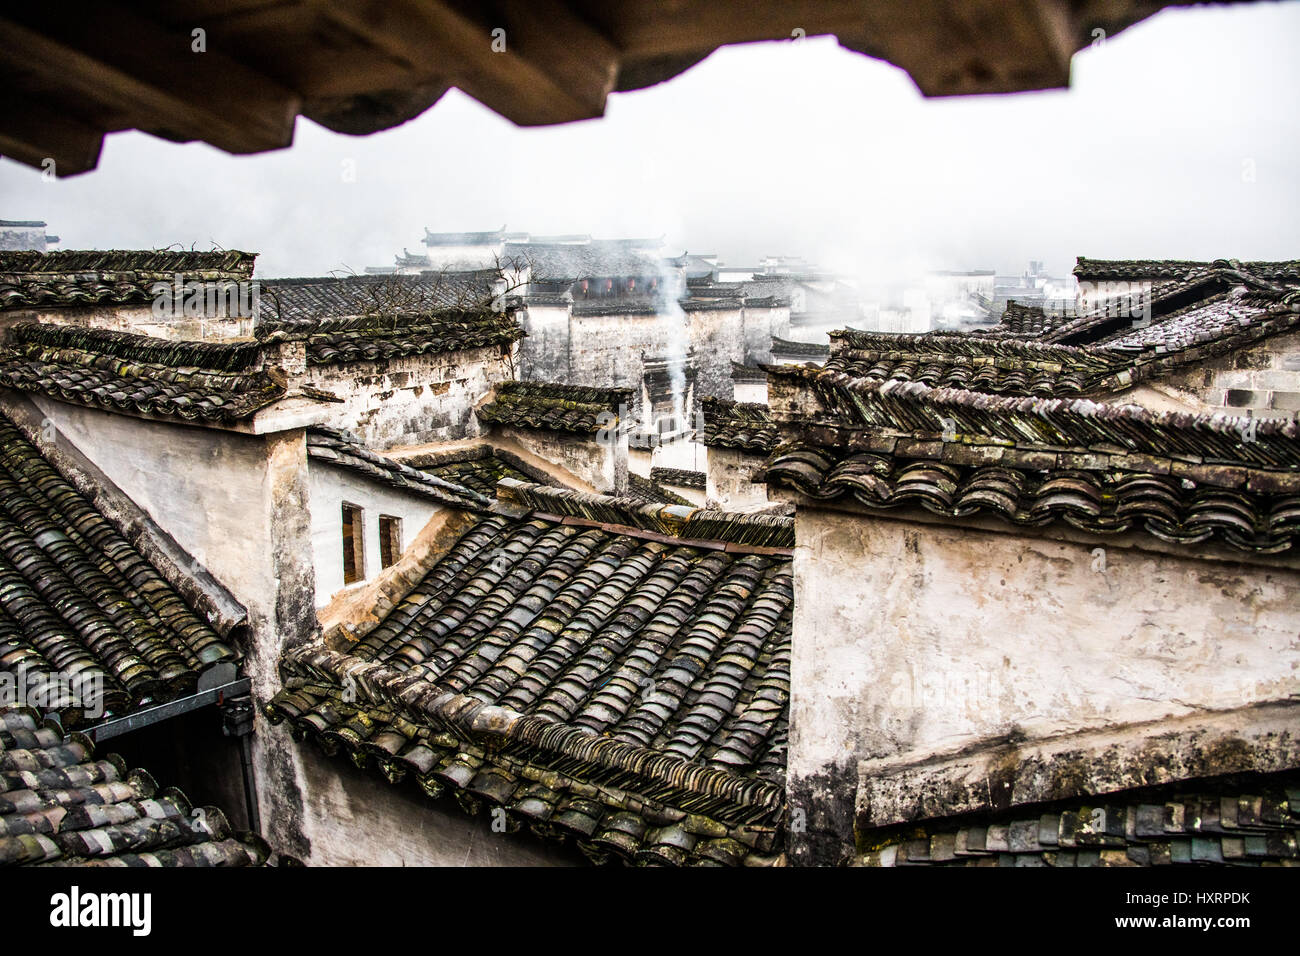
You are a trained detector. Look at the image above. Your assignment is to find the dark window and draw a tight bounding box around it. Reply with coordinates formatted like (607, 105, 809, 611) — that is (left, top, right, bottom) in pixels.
(341, 503, 364, 584)
(379, 515, 402, 569)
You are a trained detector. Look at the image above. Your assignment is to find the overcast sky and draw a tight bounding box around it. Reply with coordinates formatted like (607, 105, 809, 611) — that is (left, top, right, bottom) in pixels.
(2, 3, 1297, 282)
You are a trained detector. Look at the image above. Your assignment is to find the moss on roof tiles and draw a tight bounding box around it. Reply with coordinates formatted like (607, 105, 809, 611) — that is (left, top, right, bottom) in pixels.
(477, 381, 633, 434)
(266, 500, 792, 866)
(0, 414, 239, 724)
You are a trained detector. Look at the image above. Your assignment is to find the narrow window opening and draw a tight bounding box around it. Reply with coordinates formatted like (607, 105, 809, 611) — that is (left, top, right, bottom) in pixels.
(379, 515, 402, 569)
(342, 503, 365, 584)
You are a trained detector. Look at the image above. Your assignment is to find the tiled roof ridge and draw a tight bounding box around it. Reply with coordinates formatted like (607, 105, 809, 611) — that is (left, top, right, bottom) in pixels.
(274, 643, 785, 820)
(1074, 256, 1300, 282)
(1089, 300, 1300, 391)
(700, 397, 779, 453)
(625, 471, 694, 507)
(255, 306, 517, 342)
(829, 328, 1126, 367)
(760, 443, 1300, 553)
(771, 335, 830, 356)
(263, 268, 500, 288)
(495, 478, 795, 550)
(8, 322, 263, 372)
(477, 381, 632, 435)
(0, 249, 256, 277)
(649, 466, 707, 489)
(767, 365, 1300, 469)
(305, 428, 490, 509)
(493, 380, 633, 408)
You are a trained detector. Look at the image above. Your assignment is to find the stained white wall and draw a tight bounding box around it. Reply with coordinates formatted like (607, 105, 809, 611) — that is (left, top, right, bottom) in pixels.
(308, 462, 442, 607)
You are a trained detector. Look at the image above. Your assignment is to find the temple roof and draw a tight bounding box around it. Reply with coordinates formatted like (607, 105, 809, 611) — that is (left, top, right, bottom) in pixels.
(266, 480, 793, 865)
(0, 706, 273, 866)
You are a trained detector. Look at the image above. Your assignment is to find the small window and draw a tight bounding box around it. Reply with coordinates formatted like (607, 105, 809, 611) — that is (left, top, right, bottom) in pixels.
(341, 503, 365, 584)
(379, 515, 402, 569)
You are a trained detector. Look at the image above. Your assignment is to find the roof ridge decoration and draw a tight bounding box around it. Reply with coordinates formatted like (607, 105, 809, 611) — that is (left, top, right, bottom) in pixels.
(477, 380, 634, 435)
(305, 428, 490, 510)
(495, 478, 795, 551)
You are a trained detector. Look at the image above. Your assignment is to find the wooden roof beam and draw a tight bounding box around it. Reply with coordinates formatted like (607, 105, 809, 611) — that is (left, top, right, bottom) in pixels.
(313, 0, 619, 126)
(1, 4, 299, 171)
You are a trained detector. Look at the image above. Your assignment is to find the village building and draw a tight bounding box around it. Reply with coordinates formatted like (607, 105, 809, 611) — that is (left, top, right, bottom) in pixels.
(760, 329, 1300, 865)
(1, 244, 1297, 869)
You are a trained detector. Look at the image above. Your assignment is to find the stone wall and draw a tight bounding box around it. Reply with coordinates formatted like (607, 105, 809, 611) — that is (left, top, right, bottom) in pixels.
(1120, 328, 1300, 420)
(783, 500, 1300, 864)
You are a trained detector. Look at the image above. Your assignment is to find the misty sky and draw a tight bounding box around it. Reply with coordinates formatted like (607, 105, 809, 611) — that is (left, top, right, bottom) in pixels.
(2, 3, 1297, 282)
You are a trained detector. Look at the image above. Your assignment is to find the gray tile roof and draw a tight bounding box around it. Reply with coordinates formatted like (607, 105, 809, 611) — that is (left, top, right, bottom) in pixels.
(760, 370, 1300, 555)
(0, 706, 272, 866)
(260, 271, 500, 323)
(863, 773, 1300, 866)
(0, 250, 256, 312)
(0, 413, 240, 725)
(266, 481, 793, 865)
(477, 381, 633, 435)
(0, 324, 284, 423)
(305, 428, 490, 509)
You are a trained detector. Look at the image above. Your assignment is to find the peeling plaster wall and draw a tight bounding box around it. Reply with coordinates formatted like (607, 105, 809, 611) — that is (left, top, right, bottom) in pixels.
(0, 303, 255, 341)
(516, 304, 572, 382)
(732, 380, 769, 405)
(705, 446, 769, 511)
(741, 304, 789, 362)
(308, 462, 442, 607)
(495, 424, 624, 493)
(787, 504, 1300, 863)
(301, 346, 513, 450)
(687, 306, 745, 400)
